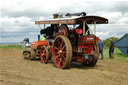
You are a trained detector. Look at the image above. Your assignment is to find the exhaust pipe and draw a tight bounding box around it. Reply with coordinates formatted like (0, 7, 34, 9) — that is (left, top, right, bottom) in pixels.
(38, 35, 40, 41)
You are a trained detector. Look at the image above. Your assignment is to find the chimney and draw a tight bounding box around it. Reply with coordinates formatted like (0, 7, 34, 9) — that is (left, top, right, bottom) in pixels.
(53, 14, 59, 18)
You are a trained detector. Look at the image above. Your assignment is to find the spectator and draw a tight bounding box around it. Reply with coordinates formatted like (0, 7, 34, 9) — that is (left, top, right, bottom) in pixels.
(109, 38, 114, 59)
(98, 39, 104, 60)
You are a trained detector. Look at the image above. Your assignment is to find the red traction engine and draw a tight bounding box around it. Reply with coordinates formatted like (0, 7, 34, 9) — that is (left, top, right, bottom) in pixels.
(23, 12, 108, 69)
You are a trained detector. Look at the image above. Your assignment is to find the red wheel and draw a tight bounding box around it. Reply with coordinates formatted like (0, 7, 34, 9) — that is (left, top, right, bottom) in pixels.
(40, 46, 49, 64)
(53, 35, 72, 69)
(58, 25, 69, 36)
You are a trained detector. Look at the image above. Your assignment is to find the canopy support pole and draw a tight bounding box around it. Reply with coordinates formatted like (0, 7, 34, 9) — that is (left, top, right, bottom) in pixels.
(83, 21, 85, 36)
(94, 21, 96, 34)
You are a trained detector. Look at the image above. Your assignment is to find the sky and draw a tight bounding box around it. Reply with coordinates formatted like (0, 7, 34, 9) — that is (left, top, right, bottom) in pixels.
(0, 0, 128, 43)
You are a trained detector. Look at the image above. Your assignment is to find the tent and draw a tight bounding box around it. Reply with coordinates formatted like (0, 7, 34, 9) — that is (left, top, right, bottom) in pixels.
(115, 33, 128, 55)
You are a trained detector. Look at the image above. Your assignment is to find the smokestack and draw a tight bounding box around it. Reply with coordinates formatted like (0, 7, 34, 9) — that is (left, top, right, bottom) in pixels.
(38, 35, 40, 41)
(53, 14, 59, 18)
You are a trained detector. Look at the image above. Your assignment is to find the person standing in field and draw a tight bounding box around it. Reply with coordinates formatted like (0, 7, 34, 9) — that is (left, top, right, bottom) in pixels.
(109, 38, 114, 59)
(98, 39, 104, 60)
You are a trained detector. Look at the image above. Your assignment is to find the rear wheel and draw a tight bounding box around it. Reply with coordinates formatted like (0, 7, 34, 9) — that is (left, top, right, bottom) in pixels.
(40, 46, 49, 64)
(53, 35, 72, 69)
(83, 43, 99, 66)
(89, 43, 99, 66)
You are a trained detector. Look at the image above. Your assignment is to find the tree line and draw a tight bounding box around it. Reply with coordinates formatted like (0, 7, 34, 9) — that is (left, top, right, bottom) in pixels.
(102, 37, 119, 48)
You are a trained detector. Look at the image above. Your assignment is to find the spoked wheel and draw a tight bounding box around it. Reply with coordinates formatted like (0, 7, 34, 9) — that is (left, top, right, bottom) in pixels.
(89, 43, 99, 66)
(53, 35, 72, 69)
(40, 46, 49, 64)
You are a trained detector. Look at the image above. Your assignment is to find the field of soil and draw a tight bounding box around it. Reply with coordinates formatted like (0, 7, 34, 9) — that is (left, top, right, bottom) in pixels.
(0, 49, 128, 85)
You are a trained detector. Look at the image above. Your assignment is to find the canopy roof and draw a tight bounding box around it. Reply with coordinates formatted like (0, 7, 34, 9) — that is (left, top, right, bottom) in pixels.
(35, 16, 108, 24)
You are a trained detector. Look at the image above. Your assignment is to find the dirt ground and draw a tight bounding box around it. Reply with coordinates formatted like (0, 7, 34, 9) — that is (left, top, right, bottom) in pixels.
(0, 49, 128, 85)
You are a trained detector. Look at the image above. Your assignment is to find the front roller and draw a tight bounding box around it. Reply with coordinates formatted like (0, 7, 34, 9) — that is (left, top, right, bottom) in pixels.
(53, 35, 72, 69)
(23, 48, 31, 59)
(22, 48, 36, 60)
(30, 49, 36, 60)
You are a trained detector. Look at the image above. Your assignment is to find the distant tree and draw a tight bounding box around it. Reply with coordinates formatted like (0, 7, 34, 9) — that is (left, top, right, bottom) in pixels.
(102, 37, 119, 48)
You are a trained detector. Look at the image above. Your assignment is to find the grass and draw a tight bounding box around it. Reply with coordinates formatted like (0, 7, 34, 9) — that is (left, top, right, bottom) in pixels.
(101, 47, 128, 62)
(0, 44, 24, 49)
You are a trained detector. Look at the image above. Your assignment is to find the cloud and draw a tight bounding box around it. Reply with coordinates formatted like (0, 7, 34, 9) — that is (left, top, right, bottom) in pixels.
(1, 0, 74, 18)
(116, 17, 128, 25)
(1, 0, 128, 43)
(114, 1, 128, 13)
(1, 31, 39, 43)
(1, 16, 36, 32)
(96, 32, 109, 39)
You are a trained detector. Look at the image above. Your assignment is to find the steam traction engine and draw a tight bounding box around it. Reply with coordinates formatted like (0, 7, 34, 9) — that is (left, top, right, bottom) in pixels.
(23, 12, 108, 69)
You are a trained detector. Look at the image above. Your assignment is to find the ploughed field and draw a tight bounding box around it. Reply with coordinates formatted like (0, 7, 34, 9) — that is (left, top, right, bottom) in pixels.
(0, 49, 128, 85)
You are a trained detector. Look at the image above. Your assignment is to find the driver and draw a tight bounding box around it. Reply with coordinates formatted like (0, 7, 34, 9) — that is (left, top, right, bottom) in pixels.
(74, 22, 90, 47)
(77, 23, 90, 35)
